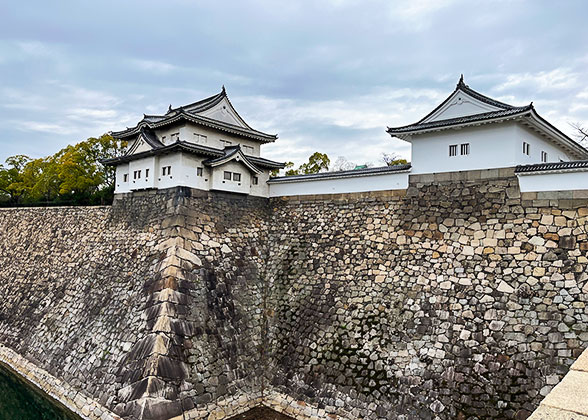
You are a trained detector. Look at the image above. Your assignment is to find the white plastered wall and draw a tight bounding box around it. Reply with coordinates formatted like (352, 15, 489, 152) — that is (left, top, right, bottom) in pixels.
(250, 171, 270, 197)
(155, 123, 261, 156)
(409, 122, 572, 174)
(518, 171, 588, 192)
(210, 161, 252, 195)
(515, 125, 570, 163)
(129, 157, 156, 191)
(115, 163, 131, 193)
(268, 171, 409, 197)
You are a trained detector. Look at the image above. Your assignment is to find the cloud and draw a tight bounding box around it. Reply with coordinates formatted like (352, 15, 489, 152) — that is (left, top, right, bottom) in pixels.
(494, 68, 579, 93)
(130, 59, 179, 74)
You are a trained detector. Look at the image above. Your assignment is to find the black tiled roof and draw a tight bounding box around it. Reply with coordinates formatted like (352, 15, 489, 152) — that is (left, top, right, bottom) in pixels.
(515, 160, 588, 173)
(140, 127, 164, 148)
(268, 164, 411, 183)
(101, 141, 284, 169)
(111, 87, 277, 142)
(387, 106, 532, 134)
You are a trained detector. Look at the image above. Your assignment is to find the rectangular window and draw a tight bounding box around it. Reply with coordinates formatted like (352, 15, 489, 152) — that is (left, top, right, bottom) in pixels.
(145, 169, 149, 178)
(170, 133, 180, 142)
(161, 136, 166, 143)
(197, 167, 203, 177)
(162, 166, 172, 176)
(243, 145, 254, 154)
(220, 139, 232, 147)
(133, 170, 141, 179)
(224, 171, 232, 180)
(123, 174, 128, 182)
(461, 143, 470, 155)
(233, 172, 241, 182)
(523, 142, 530, 155)
(541, 151, 548, 162)
(252, 176, 258, 185)
(449, 145, 458, 157)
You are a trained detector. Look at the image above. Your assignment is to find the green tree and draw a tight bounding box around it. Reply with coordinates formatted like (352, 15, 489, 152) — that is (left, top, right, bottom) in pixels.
(0, 134, 125, 206)
(382, 152, 409, 166)
(20, 157, 61, 203)
(271, 161, 294, 177)
(285, 152, 330, 176)
(0, 155, 31, 204)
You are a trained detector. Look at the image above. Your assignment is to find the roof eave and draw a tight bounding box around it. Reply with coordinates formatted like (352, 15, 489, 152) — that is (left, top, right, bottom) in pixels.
(387, 111, 531, 138)
(523, 110, 588, 159)
(111, 112, 277, 143)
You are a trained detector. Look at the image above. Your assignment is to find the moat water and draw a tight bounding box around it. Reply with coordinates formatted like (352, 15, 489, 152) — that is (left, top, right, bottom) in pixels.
(0, 363, 82, 420)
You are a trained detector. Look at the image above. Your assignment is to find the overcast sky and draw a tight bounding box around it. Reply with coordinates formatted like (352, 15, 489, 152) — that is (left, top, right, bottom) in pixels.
(1, 0, 587, 167)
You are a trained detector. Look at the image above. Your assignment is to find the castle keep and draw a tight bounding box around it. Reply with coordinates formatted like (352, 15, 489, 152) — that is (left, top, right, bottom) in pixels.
(0, 78, 587, 420)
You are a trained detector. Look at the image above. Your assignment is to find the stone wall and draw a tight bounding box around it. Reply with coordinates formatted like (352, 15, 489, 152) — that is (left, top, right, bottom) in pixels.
(0, 174, 587, 420)
(0, 188, 272, 420)
(266, 173, 588, 419)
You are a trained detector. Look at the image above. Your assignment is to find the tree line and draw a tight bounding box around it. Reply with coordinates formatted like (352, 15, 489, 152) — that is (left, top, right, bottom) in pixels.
(0, 135, 124, 206)
(0, 135, 409, 206)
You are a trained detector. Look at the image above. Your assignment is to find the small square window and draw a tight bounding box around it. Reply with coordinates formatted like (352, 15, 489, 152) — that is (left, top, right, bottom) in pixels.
(162, 166, 171, 176)
(252, 176, 258, 185)
(233, 172, 241, 182)
(123, 174, 128, 182)
(197, 167, 203, 177)
(145, 169, 149, 178)
(541, 151, 548, 162)
(170, 133, 180, 142)
(224, 171, 232, 180)
(461, 143, 470, 155)
(449, 145, 458, 157)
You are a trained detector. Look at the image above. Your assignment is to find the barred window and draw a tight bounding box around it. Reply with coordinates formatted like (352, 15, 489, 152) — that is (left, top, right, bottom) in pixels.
(449, 145, 458, 156)
(461, 143, 470, 155)
(523, 142, 530, 155)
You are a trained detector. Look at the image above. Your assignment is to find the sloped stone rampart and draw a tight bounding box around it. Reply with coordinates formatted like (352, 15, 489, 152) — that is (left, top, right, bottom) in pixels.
(0, 173, 587, 419)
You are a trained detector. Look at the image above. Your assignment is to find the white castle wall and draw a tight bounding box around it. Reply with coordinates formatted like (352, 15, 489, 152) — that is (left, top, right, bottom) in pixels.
(268, 170, 409, 197)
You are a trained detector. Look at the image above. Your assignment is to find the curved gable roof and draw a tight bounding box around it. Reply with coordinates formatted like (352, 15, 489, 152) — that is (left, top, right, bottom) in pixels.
(111, 87, 277, 143)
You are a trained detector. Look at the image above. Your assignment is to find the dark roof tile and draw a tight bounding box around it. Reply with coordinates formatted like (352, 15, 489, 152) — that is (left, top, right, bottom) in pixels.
(268, 164, 411, 183)
(515, 160, 588, 173)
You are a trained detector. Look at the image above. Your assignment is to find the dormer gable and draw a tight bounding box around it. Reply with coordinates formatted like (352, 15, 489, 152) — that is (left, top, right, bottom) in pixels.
(420, 76, 513, 123)
(125, 128, 164, 156)
(204, 146, 261, 174)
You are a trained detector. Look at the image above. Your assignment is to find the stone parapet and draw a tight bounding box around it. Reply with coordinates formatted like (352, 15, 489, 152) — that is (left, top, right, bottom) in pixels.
(529, 347, 588, 419)
(409, 166, 517, 185)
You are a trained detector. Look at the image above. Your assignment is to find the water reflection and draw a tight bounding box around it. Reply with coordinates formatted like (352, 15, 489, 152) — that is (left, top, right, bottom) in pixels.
(0, 363, 82, 420)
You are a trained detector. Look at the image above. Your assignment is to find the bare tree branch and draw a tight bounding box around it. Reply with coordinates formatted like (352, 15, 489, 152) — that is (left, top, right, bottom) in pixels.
(570, 122, 588, 146)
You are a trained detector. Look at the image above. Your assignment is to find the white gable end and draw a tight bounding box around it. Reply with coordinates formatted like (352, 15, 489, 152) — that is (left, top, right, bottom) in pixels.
(197, 97, 249, 128)
(126, 137, 152, 155)
(422, 89, 503, 123)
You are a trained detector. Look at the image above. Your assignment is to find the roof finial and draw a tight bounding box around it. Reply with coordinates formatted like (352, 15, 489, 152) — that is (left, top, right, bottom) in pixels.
(168, 104, 172, 113)
(458, 74, 465, 87)
(221, 84, 226, 93)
